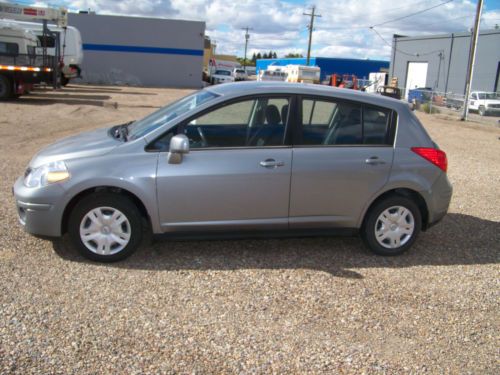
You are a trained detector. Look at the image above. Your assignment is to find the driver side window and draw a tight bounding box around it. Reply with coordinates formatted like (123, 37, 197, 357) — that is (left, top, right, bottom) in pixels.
(185, 97, 289, 148)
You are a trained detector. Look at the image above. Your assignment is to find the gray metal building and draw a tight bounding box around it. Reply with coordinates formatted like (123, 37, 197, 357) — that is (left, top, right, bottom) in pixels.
(390, 30, 500, 97)
(68, 13, 205, 88)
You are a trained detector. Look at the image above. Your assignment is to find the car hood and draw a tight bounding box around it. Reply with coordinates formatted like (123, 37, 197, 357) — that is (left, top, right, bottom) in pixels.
(30, 127, 120, 168)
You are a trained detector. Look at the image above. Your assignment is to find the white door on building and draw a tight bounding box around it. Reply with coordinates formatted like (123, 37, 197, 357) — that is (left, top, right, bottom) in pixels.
(405, 62, 428, 99)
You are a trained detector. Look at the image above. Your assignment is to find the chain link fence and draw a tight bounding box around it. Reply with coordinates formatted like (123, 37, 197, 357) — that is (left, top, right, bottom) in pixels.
(400, 88, 500, 127)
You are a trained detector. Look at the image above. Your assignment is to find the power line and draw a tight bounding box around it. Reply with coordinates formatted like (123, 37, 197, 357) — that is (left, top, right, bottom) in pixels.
(370, 27, 444, 57)
(371, 0, 454, 28)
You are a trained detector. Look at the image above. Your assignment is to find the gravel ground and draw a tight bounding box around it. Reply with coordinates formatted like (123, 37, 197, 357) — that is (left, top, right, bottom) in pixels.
(0, 85, 499, 374)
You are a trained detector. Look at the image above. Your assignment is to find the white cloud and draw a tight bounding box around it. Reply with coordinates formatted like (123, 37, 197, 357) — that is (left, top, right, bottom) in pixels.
(60, 0, 499, 59)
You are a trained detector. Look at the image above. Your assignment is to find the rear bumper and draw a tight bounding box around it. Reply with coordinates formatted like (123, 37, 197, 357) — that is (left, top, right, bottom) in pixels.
(485, 108, 500, 115)
(12, 177, 65, 237)
(425, 173, 453, 228)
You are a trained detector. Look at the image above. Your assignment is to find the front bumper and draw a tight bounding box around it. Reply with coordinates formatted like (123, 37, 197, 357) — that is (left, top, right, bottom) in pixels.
(12, 177, 66, 237)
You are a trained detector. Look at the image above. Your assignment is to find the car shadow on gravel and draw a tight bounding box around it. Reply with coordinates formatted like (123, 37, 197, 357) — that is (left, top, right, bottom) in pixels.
(52, 213, 500, 279)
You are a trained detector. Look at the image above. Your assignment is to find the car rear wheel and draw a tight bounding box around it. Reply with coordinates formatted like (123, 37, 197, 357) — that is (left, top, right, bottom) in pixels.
(68, 193, 143, 262)
(362, 195, 422, 256)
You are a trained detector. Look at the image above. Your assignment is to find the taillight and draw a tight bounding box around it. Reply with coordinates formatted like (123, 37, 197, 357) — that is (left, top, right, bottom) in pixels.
(411, 147, 448, 172)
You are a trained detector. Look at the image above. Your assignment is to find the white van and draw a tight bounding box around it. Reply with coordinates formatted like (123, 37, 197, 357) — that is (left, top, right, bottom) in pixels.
(2, 19, 83, 85)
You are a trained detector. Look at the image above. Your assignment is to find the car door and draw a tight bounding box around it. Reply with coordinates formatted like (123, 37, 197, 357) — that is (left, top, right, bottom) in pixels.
(469, 93, 477, 109)
(289, 96, 395, 228)
(154, 95, 293, 232)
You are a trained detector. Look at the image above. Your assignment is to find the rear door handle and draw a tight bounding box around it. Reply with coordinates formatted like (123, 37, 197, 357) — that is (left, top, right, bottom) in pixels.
(365, 156, 386, 165)
(260, 158, 285, 168)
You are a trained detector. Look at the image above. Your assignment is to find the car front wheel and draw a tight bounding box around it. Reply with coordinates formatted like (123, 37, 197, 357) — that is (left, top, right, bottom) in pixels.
(68, 193, 143, 262)
(478, 106, 486, 116)
(362, 196, 422, 256)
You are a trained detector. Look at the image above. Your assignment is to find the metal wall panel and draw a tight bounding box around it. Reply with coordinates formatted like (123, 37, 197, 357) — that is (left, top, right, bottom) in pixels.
(68, 13, 205, 88)
(390, 30, 500, 94)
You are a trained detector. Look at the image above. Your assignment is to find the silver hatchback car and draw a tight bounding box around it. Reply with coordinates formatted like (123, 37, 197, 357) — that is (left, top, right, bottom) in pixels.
(13, 82, 452, 262)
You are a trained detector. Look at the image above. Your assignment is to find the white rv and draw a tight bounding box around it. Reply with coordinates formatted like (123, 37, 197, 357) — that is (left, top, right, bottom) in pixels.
(283, 65, 320, 84)
(3, 20, 83, 85)
(0, 21, 54, 98)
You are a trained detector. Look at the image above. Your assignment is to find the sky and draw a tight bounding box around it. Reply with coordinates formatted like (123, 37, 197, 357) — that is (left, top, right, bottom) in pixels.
(19, 0, 500, 60)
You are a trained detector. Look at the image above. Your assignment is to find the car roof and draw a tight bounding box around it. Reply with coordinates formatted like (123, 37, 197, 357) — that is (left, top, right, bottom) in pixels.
(207, 81, 410, 112)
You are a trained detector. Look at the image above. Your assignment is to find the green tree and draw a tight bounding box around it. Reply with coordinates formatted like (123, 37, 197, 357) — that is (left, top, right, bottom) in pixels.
(263, 52, 268, 59)
(256, 52, 262, 59)
(251, 52, 256, 63)
(285, 53, 303, 58)
(272, 52, 277, 58)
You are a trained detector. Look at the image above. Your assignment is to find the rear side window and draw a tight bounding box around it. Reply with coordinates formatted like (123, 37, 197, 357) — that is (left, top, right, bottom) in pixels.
(363, 106, 391, 145)
(298, 98, 393, 146)
(300, 99, 362, 145)
(0, 42, 19, 55)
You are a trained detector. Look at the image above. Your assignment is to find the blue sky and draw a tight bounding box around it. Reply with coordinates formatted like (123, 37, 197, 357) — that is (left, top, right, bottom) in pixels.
(21, 0, 500, 59)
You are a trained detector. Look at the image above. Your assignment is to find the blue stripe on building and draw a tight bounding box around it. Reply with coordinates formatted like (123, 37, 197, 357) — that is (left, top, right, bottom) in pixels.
(82, 43, 204, 56)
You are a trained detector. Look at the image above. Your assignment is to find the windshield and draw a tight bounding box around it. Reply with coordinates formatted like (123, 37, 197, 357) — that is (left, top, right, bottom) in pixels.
(215, 70, 231, 76)
(127, 90, 218, 140)
(477, 92, 499, 100)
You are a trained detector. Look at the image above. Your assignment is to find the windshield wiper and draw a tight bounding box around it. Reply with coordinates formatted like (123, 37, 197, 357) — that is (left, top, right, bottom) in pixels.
(113, 121, 133, 141)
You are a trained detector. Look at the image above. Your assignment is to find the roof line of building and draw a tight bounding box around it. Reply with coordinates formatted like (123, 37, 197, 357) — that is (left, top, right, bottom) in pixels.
(395, 29, 500, 42)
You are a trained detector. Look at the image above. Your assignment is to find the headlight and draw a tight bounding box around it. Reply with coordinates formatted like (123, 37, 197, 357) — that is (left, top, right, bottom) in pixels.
(24, 161, 70, 188)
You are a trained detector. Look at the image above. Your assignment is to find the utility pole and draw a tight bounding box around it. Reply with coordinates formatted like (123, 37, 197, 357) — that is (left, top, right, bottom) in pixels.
(303, 6, 321, 66)
(462, 0, 483, 121)
(242, 27, 252, 69)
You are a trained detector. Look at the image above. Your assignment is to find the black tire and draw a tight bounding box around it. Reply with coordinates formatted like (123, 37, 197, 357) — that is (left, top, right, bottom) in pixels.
(68, 193, 143, 262)
(0, 75, 13, 100)
(478, 106, 486, 116)
(60, 75, 70, 87)
(361, 195, 422, 256)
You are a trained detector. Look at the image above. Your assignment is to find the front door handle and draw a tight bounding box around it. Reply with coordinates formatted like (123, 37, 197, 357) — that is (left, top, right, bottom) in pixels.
(365, 156, 386, 165)
(260, 159, 285, 168)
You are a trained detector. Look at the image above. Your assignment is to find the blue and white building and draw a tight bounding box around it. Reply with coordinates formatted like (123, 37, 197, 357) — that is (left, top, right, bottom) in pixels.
(69, 13, 205, 88)
(256, 57, 390, 82)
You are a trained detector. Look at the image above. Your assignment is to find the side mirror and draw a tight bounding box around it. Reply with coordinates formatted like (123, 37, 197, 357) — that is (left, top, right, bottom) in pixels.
(167, 134, 190, 164)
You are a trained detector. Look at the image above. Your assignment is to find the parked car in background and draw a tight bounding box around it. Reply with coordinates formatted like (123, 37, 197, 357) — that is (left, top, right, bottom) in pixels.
(13, 82, 452, 262)
(468, 91, 500, 116)
(257, 67, 287, 82)
(377, 86, 402, 100)
(407, 87, 433, 104)
(210, 69, 234, 85)
(232, 67, 247, 81)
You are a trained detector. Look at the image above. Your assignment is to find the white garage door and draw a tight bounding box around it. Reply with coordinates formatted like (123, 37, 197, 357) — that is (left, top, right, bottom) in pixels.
(405, 62, 428, 99)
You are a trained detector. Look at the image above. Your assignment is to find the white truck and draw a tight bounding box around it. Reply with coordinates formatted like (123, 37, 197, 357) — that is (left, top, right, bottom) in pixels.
(0, 21, 54, 99)
(0, 2, 69, 93)
(210, 69, 234, 85)
(6, 20, 83, 85)
(468, 91, 500, 116)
